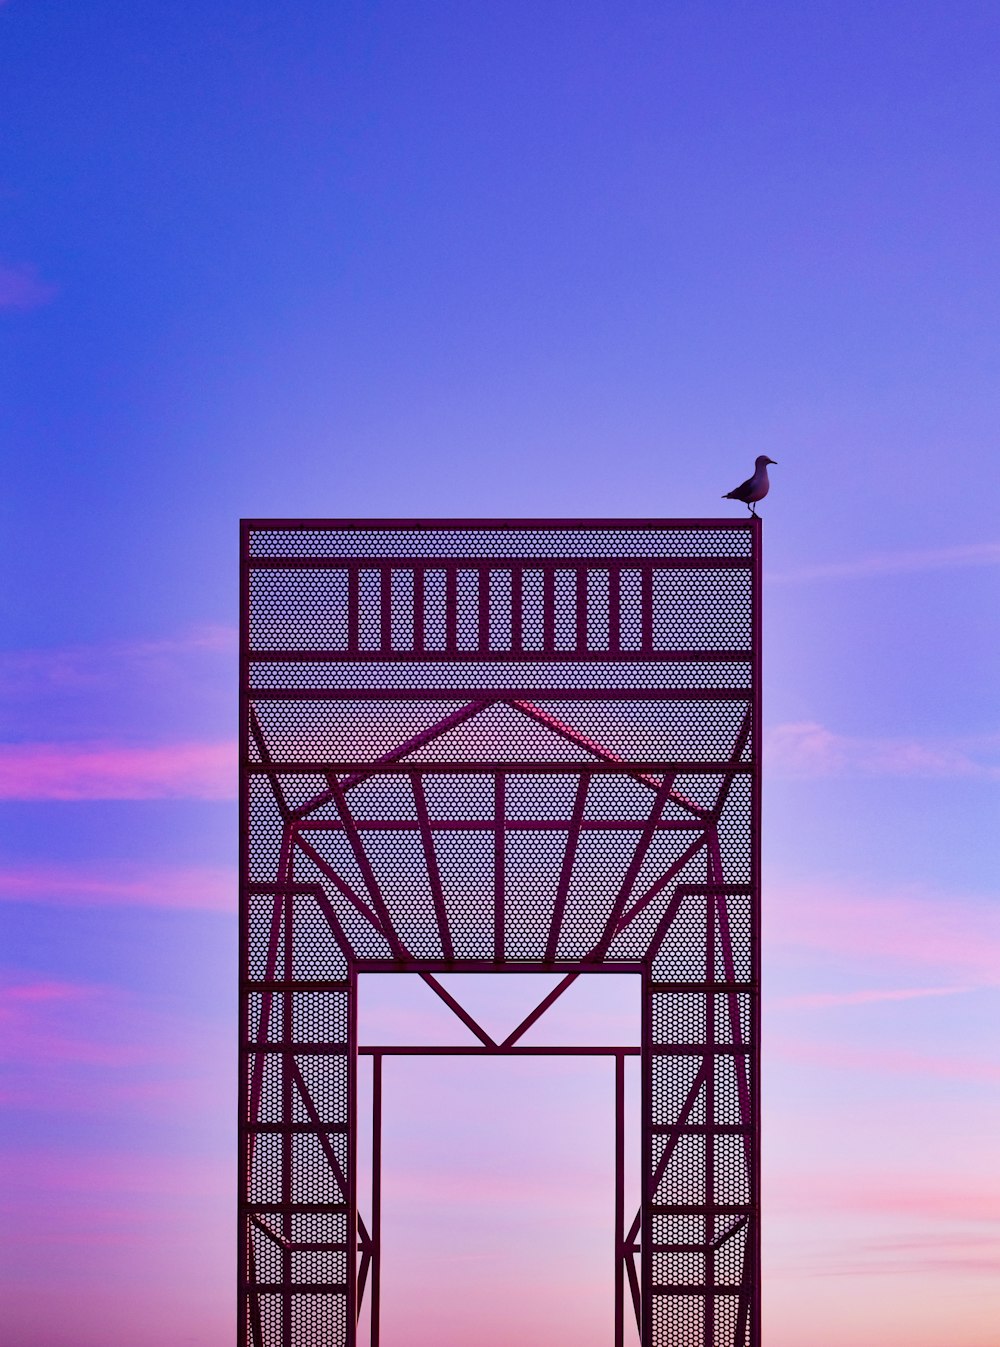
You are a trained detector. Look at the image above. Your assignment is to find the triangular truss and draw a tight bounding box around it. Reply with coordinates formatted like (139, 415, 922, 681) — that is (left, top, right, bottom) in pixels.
(248, 694, 750, 968)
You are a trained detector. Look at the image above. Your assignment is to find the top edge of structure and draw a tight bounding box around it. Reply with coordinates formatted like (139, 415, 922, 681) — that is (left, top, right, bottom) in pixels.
(243, 517, 757, 530)
(243, 518, 759, 561)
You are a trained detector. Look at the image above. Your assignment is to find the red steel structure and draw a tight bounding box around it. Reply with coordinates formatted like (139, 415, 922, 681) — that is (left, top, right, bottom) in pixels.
(240, 518, 761, 1347)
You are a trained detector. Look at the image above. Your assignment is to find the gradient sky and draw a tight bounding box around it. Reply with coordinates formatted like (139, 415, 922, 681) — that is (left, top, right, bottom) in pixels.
(1, 3, 998, 1345)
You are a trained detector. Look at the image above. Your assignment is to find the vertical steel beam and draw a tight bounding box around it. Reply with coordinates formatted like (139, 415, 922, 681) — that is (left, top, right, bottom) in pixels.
(371, 1052, 383, 1347)
(478, 565, 490, 650)
(641, 967, 652, 1347)
(347, 565, 360, 655)
(281, 885, 293, 1347)
(639, 565, 653, 654)
(346, 967, 359, 1344)
(704, 892, 716, 1347)
(238, 520, 251, 1347)
(542, 565, 555, 651)
(449, 565, 461, 653)
(413, 566, 425, 655)
(494, 773, 505, 963)
(379, 566, 392, 653)
(575, 565, 588, 651)
(608, 565, 621, 654)
(615, 1052, 625, 1347)
(751, 516, 763, 1347)
(510, 566, 523, 654)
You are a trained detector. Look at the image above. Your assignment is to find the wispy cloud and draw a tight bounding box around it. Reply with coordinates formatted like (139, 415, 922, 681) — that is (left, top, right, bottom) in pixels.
(765, 877, 1000, 983)
(0, 1146, 232, 1343)
(0, 739, 236, 799)
(767, 1198, 1000, 1288)
(839, 1231, 1000, 1278)
(0, 625, 235, 741)
(0, 980, 98, 1009)
(0, 860, 235, 910)
(772, 1033, 1000, 1083)
(766, 720, 1000, 779)
(776, 985, 968, 1009)
(0, 976, 231, 1116)
(0, 979, 153, 1069)
(0, 1148, 231, 1201)
(0, 626, 236, 693)
(0, 260, 57, 311)
(769, 1170, 1000, 1224)
(766, 540, 1000, 584)
(382, 1166, 609, 1211)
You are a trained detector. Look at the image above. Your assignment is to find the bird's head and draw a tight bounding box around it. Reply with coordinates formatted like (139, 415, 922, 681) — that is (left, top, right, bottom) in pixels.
(755, 455, 777, 466)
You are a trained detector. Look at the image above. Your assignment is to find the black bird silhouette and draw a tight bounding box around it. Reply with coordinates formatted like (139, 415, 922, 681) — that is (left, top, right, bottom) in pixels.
(723, 456, 777, 517)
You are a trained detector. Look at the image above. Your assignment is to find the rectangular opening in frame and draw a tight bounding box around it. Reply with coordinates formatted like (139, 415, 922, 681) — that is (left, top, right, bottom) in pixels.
(355, 972, 642, 1347)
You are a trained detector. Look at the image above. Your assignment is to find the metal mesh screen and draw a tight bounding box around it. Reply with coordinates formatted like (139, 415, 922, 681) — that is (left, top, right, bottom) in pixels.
(240, 518, 760, 1346)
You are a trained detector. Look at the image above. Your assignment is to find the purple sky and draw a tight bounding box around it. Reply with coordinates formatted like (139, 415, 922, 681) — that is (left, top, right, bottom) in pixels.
(1, 3, 998, 1344)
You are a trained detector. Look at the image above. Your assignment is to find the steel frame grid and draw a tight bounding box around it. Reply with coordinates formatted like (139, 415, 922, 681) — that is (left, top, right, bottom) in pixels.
(239, 518, 761, 1347)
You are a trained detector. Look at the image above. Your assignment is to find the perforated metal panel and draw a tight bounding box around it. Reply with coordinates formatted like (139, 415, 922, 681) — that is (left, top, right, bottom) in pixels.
(240, 518, 760, 1346)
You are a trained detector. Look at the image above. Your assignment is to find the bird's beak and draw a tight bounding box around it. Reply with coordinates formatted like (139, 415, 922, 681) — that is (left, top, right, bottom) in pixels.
(767, 458, 777, 465)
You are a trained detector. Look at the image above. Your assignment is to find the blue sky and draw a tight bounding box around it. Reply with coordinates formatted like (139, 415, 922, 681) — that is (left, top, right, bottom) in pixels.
(1, 3, 998, 1345)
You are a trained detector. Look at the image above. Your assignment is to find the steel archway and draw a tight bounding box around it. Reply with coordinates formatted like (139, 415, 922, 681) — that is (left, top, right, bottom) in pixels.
(239, 518, 761, 1347)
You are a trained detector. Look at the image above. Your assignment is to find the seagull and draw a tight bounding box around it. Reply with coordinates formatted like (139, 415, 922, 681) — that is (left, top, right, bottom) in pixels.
(723, 455, 777, 517)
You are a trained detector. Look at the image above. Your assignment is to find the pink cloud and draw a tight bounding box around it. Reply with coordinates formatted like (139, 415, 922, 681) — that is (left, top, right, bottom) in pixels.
(0, 1147, 231, 1224)
(776, 985, 968, 1008)
(0, 979, 165, 1069)
(765, 720, 1000, 779)
(826, 1252, 1000, 1279)
(772, 1032, 1000, 1083)
(846, 1230, 1000, 1278)
(0, 1069, 228, 1119)
(766, 539, 1000, 583)
(765, 878, 1000, 983)
(0, 626, 236, 747)
(0, 979, 92, 1005)
(0, 260, 57, 310)
(0, 979, 100, 1040)
(378, 1166, 608, 1212)
(0, 976, 231, 1116)
(0, 859, 236, 910)
(0, 624, 236, 694)
(827, 1230, 1000, 1278)
(769, 1170, 1000, 1224)
(0, 739, 236, 799)
(766, 1224, 1000, 1295)
(125, 625, 236, 656)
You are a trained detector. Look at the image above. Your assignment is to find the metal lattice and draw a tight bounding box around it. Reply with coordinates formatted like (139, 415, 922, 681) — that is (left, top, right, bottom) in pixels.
(240, 518, 761, 1346)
